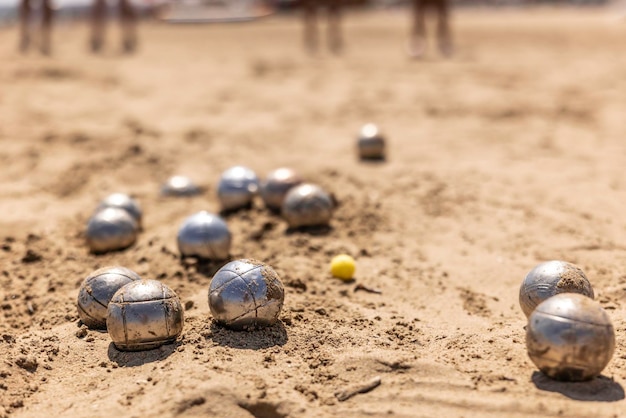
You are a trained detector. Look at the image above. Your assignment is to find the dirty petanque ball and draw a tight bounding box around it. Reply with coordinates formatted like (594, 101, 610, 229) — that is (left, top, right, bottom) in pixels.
(208, 259, 284, 331)
(86, 207, 139, 253)
(96, 193, 142, 227)
(160, 175, 201, 197)
(526, 293, 615, 381)
(77, 266, 142, 329)
(107, 279, 184, 351)
(519, 260, 594, 318)
(177, 211, 231, 260)
(281, 183, 334, 228)
(357, 123, 386, 160)
(217, 166, 260, 211)
(260, 168, 303, 211)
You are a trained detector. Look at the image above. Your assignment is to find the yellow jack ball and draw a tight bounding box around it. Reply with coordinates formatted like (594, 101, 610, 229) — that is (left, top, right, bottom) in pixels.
(330, 254, 356, 280)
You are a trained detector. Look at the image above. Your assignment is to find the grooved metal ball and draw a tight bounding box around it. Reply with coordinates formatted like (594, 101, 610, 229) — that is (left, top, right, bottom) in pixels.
(77, 266, 142, 329)
(177, 211, 231, 260)
(519, 260, 594, 318)
(96, 193, 142, 226)
(260, 168, 303, 211)
(281, 183, 334, 228)
(217, 166, 260, 211)
(107, 280, 184, 351)
(526, 293, 615, 381)
(161, 175, 201, 197)
(208, 259, 284, 331)
(357, 123, 386, 160)
(86, 207, 139, 253)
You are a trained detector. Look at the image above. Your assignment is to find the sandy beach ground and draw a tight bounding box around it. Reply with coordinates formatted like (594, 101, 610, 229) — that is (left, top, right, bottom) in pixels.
(1, 6, 626, 417)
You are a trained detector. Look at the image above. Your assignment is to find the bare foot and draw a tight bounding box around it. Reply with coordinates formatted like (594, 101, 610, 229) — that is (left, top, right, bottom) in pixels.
(407, 36, 426, 59)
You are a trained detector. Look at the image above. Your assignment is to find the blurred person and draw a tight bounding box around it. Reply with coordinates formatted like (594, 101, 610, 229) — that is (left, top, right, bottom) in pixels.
(90, 0, 138, 53)
(302, 0, 342, 54)
(408, 0, 452, 58)
(19, 0, 54, 54)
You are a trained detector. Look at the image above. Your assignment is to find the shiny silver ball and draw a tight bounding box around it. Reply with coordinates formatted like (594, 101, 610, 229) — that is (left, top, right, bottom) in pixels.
(217, 166, 260, 211)
(526, 293, 615, 381)
(357, 123, 386, 160)
(177, 211, 231, 259)
(519, 260, 594, 318)
(160, 175, 201, 197)
(281, 183, 334, 228)
(77, 266, 142, 329)
(86, 207, 138, 253)
(208, 259, 284, 331)
(107, 279, 184, 351)
(260, 168, 303, 211)
(96, 193, 142, 226)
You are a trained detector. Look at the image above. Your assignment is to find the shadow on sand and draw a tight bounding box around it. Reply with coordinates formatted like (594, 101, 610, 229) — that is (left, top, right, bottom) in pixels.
(107, 341, 179, 367)
(208, 320, 288, 350)
(531, 371, 625, 402)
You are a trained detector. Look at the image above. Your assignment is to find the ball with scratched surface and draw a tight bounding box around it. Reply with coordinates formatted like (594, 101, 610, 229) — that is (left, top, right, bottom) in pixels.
(208, 259, 284, 331)
(526, 293, 615, 381)
(330, 254, 356, 280)
(177, 211, 231, 260)
(107, 280, 184, 351)
(77, 266, 142, 329)
(519, 260, 594, 318)
(86, 207, 138, 253)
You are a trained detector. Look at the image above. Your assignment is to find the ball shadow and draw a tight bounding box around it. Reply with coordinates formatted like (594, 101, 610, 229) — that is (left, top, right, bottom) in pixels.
(531, 371, 625, 402)
(180, 256, 228, 278)
(358, 156, 387, 164)
(285, 225, 333, 236)
(107, 341, 179, 367)
(208, 320, 288, 350)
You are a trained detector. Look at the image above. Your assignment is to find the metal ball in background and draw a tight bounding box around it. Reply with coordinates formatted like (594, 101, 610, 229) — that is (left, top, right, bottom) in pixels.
(281, 183, 334, 228)
(260, 168, 303, 211)
(217, 166, 260, 211)
(526, 293, 615, 381)
(96, 193, 142, 227)
(160, 175, 201, 197)
(519, 260, 594, 318)
(86, 207, 138, 253)
(208, 259, 284, 331)
(77, 266, 142, 329)
(107, 280, 184, 351)
(177, 211, 231, 260)
(357, 123, 386, 160)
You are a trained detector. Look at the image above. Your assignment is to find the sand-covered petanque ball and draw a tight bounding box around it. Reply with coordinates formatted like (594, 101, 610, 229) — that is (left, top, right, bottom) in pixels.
(519, 260, 594, 318)
(281, 183, 334, 228)
(177, 211, 231, 259)
(77, 266, 142, 329)
(260, 168, 303, 212)
(86, 207, 139, 253)
(208, 259, 284, 331)
(107, 280, 184, 351)
(357, 123, 386, 160)
(217, 165, 260, 211)
(96, 193, 142, 227)
(526, 293, 615, 381)
(160, 175, 201, 197)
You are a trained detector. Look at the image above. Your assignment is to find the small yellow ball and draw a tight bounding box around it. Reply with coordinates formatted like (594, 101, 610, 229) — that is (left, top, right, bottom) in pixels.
(330, 254, 356, 280)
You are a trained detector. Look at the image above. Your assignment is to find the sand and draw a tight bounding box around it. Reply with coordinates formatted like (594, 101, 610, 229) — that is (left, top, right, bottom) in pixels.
(1, 6, 626, 417)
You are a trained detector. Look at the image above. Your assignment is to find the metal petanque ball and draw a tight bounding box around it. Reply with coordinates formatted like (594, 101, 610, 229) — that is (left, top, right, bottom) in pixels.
(208, 259, 284, 331)
(526, 293, 615, 381)
(96, 193, 142, 226)
(260, 168, 303, 211)
(519, 260, 594, 318)
(357, 123, 386, 160)
(86, 207, 138, 253)
(217, 166, 260, 211)
(107, 280, 184, 351)
(281, 183, 334, 228)
(177, 211, 231, 260)
(160, 175, 201, 197)
(77, 266, 142, 329)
